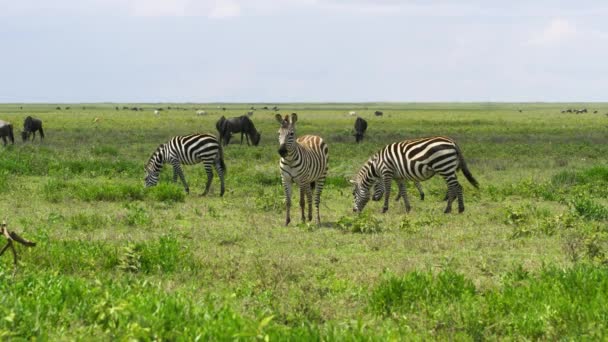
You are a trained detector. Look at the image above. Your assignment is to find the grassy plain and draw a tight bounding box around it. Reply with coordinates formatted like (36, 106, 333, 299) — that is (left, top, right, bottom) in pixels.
(0, 102, 607, 340)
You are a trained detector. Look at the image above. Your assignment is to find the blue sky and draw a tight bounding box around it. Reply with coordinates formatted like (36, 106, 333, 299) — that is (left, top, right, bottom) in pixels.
(1, 0, 607, 102)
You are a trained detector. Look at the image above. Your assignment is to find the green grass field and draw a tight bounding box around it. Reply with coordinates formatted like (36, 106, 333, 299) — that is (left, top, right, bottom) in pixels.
(0, 103, 607, 340)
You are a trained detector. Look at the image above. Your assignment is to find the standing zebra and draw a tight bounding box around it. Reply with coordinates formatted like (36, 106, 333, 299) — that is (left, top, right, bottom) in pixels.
(276, 113, 328, 226)
(145, 134, 226, 196)
(351, 136, 478, 214)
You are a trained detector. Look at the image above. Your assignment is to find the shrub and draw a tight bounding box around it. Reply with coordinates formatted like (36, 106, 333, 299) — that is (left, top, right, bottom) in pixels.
(568, 195, 608, 221)
(147, 183, 185, 203)
(336, 213, 382, 234)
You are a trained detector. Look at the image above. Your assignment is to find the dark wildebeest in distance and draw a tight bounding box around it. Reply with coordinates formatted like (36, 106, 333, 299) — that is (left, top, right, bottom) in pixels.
(216, 115, 261, 146)
(21, 116, 44, 142)
(0, 120, 15, 146)
(354, 117, 367, 143)
(374, 110, 383, 116)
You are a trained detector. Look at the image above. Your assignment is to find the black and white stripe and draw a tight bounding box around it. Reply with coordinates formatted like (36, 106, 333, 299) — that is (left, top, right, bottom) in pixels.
(145, 133, 226, 196)
(372, 179, 425, 202)
(352, 136, 478, 213)
(275, 113, 329, 226)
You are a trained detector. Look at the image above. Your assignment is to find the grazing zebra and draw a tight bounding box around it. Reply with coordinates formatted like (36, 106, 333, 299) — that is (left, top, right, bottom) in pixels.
(275, 113, 329, 226)
(22, 116, 44, 142)
(144, 134, 226, 196)
(351, 136, 478, 214)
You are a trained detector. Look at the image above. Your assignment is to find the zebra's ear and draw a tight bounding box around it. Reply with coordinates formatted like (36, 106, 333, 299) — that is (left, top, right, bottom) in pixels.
(349, 179, 356, 184)
(274, 114, 283, 124)
(290, 113, 298, 124)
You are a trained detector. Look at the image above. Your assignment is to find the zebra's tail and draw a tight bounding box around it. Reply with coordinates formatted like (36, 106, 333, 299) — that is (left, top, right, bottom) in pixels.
(217, 141, 226, 175)
(455, 143, 478, 188)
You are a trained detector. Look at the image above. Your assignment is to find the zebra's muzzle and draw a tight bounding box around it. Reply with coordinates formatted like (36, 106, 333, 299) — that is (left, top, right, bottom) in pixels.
(278, 146, 288, 157)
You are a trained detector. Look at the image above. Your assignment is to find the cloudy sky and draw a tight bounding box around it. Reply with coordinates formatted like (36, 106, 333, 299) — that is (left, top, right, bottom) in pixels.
(1, 0, 607, 102)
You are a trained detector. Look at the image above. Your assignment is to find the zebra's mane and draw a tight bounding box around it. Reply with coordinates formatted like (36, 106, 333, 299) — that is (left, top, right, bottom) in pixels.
(146, 143, 167, 171)
(357, 155, 380, 189)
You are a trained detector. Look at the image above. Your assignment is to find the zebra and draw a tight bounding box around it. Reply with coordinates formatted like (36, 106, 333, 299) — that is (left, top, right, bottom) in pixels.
(275, 113, 328, 226)
(144, 133, 226, 196)
(351, 136, 478, 214)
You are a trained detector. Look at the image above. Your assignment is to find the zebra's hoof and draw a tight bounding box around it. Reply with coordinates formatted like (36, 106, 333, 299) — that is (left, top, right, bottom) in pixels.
(285, 218, 291, 226)
(382, 207, 388, 213)
(420, 194, 425, 201)
(458, 207, 465, 213)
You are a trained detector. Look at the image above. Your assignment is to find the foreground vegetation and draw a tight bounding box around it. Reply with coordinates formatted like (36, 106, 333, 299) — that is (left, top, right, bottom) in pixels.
(0, 103, 607, 339)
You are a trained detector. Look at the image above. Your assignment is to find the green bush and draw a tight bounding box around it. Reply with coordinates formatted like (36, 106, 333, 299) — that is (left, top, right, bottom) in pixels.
(337, 213, 382, 233)
(569, 195, 608, 221)
(147, 183, 185, 202)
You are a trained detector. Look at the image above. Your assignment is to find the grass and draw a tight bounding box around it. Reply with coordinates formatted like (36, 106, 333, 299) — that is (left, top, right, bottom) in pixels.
(0, 102, 607, 339)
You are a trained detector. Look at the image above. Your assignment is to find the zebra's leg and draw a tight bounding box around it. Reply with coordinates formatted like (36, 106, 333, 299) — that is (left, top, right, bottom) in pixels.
(396, 179, 411, 213)
(282, 178, 293, 226)
(172, 162, 189, 194)
(414, 181, 425, 201)
(443, 175, 460, 214)
(382, 177, 392, 213)
(214, 159, 225, 196)
(306, 184, 313, 222)
(299, 184, 307, 222)
(313, 177, 326, 225)
(202, 162, 214, 196)
(456, 182, 465, 213)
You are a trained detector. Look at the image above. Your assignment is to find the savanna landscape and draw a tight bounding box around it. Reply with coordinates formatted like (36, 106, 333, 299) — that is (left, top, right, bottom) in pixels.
(0, 102, 607, 340)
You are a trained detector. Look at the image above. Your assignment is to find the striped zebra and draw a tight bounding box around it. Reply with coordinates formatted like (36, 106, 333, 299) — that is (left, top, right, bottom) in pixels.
(351, 136, 478, 214)
(275, 113, 329, 226)
(145, 133, 226, 196)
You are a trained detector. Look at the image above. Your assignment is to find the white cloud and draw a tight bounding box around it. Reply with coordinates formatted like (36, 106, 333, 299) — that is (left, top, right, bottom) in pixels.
(528, 18, 577, 46)
(208, 0, 241, 18)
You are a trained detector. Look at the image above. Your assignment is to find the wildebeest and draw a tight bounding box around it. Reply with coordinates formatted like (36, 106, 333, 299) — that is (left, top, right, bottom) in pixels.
(21, 116, 44, 142)
(354, 117, 367, 143)
(374, 110, 383, 116)
(0, 120, 15, 145)
(56, 107, 61, 110)
(216, 115, 261, 146)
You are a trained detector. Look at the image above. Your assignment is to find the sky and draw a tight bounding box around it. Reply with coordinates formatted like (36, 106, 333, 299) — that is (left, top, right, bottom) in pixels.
(1, 0, 607, 103)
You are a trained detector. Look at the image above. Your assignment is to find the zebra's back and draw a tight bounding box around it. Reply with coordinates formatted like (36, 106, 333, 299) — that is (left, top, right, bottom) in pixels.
(168, 134, 222, 165)
(379, 136, 460, 182)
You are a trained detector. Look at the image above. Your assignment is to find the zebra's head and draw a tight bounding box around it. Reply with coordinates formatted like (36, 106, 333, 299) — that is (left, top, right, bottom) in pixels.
(144, 144, 166, 187)
(275, 113, 297, 157)
(351, 158, 380, 212)
(350, 177, 371, 213)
